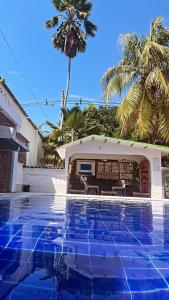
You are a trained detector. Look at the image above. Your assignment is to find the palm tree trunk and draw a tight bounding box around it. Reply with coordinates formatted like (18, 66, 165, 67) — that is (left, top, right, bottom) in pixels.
(65, 57, 71, 107)
(60, 57, 71, 130)
(71, 128, 74, 142)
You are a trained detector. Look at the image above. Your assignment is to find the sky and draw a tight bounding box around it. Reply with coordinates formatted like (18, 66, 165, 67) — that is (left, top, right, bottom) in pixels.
(1, 0, 169, 129)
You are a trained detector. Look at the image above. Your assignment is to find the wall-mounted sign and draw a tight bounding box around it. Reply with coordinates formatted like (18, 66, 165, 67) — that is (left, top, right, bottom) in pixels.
(97, 161, 133, 180)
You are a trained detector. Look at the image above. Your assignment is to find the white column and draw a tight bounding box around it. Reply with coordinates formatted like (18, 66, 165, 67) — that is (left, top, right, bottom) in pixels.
(150, 156, 163, 199)
(65, 152, 70, 194)
(11, 151, 19, 192)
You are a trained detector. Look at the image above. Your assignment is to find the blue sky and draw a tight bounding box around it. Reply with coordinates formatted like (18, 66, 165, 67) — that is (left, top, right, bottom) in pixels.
(1, 0, 169, 128)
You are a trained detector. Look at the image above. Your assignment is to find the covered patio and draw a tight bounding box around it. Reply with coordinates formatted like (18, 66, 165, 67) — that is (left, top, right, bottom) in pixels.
(57, 135, 169, 199)
(68, 156, 150, 197)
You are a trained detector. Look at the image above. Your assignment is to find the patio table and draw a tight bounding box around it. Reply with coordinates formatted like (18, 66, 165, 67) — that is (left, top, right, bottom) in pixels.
(112, 186, 126, 196)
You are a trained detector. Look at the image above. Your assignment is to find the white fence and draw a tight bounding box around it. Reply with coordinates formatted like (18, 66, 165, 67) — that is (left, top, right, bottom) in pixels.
(23, 168, 67, 194)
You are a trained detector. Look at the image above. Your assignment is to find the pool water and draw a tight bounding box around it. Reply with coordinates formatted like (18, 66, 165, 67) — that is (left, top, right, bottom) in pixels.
(0, 195, 169, 300)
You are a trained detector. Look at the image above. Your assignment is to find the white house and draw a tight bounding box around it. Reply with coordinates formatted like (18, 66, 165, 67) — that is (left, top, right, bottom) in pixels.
(0, 81, 44, 193)
(56, 135, 169, 199)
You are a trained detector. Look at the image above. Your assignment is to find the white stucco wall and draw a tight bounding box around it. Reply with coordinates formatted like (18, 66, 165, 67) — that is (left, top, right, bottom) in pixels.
(19, 116, 43, 167)
(63, 139, 163, 199)
(0, 82, 43, 167)
(0, 84, 21, 128)
(23, 168, 67, 194)
(16, 162, 24, 192)
(0, 83, 44, 192)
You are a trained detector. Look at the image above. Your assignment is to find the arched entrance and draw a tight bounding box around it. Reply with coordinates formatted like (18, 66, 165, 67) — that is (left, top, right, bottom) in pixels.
(68, 155, 151, 197)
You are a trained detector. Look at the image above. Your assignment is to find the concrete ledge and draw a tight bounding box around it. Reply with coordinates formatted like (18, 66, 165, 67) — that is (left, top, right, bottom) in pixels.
(0, 192, 168, 203)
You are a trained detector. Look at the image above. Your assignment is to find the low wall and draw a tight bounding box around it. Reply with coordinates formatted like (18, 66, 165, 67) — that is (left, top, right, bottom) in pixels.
(23, 168, 67, 194)
(15, 162, 24, 192)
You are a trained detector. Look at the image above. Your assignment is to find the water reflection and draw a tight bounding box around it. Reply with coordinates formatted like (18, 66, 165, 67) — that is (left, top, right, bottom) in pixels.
(0, 196, 168, 299)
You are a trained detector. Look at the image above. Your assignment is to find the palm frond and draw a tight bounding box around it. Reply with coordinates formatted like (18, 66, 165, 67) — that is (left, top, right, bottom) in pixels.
(75, 0, 93, 14)
(65, 110, 85, 129)
(45, 16, 61, 28)
(49, 128, 63, 140)
(79, 125, 103, 138)
(145, 67, 169, 101)
(103, 71, 138, 102)
(117, 83, 143, 135)
(52, 0, 66, 12)
(158, 106, 169, 141)
(46, 121, 59, 130)
(150, 17, 169, 46)
(84, 19, 97, 37)
(119, 33, 146, 67)
(102, 65, 135, 88)
(141, 41, 169, 71)
(136, 90, 154, 137)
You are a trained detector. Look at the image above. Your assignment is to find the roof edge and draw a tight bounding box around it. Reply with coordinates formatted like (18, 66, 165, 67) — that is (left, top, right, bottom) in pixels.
(0, 82, 43, 139)
(56, 135, 169, 154)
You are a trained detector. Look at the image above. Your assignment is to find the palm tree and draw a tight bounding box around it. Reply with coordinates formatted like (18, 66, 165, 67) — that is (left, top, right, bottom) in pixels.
(42, 123, 64, 167)
(102, 17, 169, 144)
(45, 0, 97, 129)
(62, 106, 102, 141)
(44, 106, 102, 159)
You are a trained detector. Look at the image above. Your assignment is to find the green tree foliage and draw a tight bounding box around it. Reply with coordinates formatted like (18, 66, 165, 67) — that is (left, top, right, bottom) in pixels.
(84, 104, 119, 137)
(41, 123, 64, 167)
(102, 17, 169, 144)
(62, 106, 103, 141)
(42, 105, 103, 166)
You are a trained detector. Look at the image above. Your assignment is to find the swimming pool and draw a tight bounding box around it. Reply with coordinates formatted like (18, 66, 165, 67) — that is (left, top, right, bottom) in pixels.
(0, 195, 169, 300)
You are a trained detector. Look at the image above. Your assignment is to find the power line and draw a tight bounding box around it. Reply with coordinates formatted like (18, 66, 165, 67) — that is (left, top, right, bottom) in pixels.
(22, 98, 120, 108)
(0, 28, 50, 121)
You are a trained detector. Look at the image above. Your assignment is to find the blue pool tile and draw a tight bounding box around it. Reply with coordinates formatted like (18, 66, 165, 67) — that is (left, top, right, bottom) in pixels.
(90, 243, 118, 257)
(93, 293, 131, 300)
(121, 256, 154, 269)
(92, 277, 130, 295)
(132, 290, 169, 300)
(113, 232, 140, 245)
(4, 285, 53, 300)
(34, 240, 62, 253)
(16, 264, 56, 289)
(15, 230, 41, 238)
(7, 237, 37, 251)
(63, 241, 89, 255)
(159, 269, 169, 284)
(151, 255, 169, 268)
(65, 232, 88, 242)
(0, 196, 169, 299)
(126, 268, 168, 291)
(115, 245, 143, 257)
(142, 245, 169, 257)
(91, 255, 124, 278)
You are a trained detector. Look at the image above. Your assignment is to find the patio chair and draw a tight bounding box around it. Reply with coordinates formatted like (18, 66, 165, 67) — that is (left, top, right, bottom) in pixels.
(112, 180, 126, 196)
(68, 184, 85, 194)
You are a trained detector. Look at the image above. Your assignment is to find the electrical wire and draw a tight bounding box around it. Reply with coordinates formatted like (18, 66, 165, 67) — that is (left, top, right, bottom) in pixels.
(22, 98, 120, 108)
(0, 28, 51, 120)
(0, 29, 120, 115)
